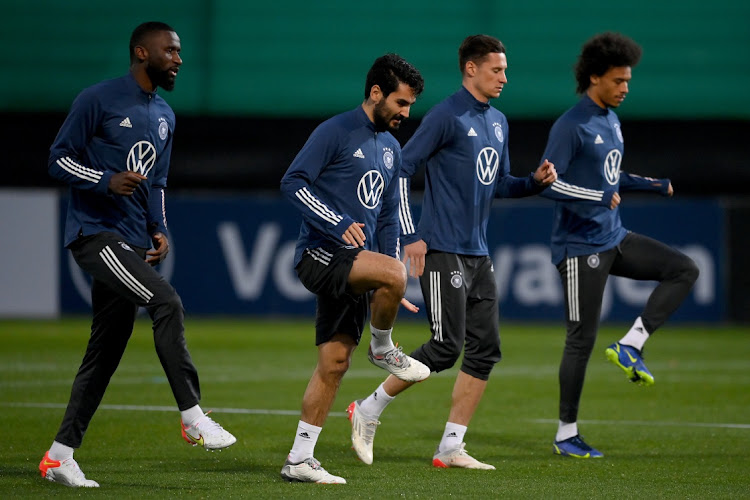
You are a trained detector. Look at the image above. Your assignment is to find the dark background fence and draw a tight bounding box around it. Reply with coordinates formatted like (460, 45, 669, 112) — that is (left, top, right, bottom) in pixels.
(2, 0, 749, 320)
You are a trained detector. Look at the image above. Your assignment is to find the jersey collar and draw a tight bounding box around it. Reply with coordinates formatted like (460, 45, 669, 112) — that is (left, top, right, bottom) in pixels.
(355, 104, 379, 132)
(458, 86, 491, 111)
(125, 72, 159, 99)
(580, 94, 609, 116)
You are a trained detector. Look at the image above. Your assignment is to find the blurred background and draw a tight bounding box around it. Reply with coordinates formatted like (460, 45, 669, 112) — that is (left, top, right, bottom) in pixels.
(2, 0, 749, 322)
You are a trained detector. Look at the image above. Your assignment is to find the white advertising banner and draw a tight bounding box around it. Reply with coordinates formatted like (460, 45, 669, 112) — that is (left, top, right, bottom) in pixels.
(0, 190, 59, 317)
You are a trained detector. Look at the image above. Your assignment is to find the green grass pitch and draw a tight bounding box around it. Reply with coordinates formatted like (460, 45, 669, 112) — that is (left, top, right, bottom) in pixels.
(1, 317, 749, 498)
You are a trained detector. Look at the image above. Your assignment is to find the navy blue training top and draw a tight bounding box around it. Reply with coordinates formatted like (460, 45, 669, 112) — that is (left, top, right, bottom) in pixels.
(49, 73, 174, 249)
(280, 106, 402, 266)
(539, 95, 670, 264)
(399, 86, 543, 256)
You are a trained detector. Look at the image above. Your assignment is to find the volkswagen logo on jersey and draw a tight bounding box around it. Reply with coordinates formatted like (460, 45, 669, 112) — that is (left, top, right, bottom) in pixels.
(127, 141, 157, 177)
(493, 123, 504, 143)
(604, 149, 621, 185)
(476, 147, 499, 185)
(357, 170, 385, 209)
(382, 147, 394, 169)
(158, 118, 169, 141)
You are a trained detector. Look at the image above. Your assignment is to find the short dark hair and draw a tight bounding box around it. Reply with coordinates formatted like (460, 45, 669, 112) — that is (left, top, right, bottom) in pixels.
(129, 21, 176, 63)
(364, 53, 424, 100)
(575, 32, 642, 94)
(458, 35, 505, 74)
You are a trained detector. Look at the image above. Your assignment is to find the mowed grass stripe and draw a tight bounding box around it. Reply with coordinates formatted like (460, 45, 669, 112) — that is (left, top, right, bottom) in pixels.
(5, 401, 749, 429)
(1, 318, 748, 499)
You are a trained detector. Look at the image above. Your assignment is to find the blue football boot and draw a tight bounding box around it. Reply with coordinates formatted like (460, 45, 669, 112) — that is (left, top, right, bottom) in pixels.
(553, 435, 603, 458)
(605, 342, 654, 386)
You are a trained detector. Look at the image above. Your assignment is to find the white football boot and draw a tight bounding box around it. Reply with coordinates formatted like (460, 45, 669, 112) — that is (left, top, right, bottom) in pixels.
(39, 451, 99, 488)
(367, 345, 430, 382)
(280, 456, 346, 484)
(432, 443, 495, 470)
(181, 412, 237, 450)
(347, 400, 380, 465)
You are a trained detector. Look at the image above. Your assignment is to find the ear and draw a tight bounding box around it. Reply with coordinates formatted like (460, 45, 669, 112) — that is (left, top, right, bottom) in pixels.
(464, 61, 477, 77)
(134, 45, 148, 63)
(368, 84, 383, 103)
(590, 74, 599, 86)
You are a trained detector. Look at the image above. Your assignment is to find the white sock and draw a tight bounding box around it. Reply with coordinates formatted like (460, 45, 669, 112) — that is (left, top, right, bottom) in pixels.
(359, 383, 395, 418)
(556, 421, 578, 442)
(48, 441, 74, 461)
(438, 422, 467, 453)
(619, 316, 650, 351)
(288, 420, 321, 463)
(369, 324, 395, 356)
(181, 404, 205, 427)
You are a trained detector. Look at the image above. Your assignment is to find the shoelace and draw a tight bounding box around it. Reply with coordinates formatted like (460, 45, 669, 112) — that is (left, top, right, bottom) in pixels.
(384, 345, 410, 368)
(448, 443, 470, 457)
(302, 458, 340, 479)
(569, 435, 593, 451)
(437, 443, 473, 459)
(196, 412, 226, 434)
(358, 416, 380, 443)
(62, 458, 88, 481)
(304, 457, 322, 470)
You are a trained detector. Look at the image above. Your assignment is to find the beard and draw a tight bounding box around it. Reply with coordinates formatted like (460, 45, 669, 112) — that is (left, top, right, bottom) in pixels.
(373, 100, 402, 132)
(145, 64, 176, 91)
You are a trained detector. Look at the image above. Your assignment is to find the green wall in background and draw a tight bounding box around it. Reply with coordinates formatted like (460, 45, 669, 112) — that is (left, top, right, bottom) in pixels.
(4, 0, 749, 118)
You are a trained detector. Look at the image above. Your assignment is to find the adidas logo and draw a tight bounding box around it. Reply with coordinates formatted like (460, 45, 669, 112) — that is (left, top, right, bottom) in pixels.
(373, 393, 378, 400)
(467, 127, 477, 137)
(119, 117, 133, 128)
(353, 148, 365, 159)
(446, 432, 458, 438)
(594, 134, 604, 144)
(298, 432, 310, 439)
(634, 326, 644, 333)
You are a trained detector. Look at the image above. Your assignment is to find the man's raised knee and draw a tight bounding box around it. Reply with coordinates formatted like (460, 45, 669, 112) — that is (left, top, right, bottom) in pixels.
(428, 345, 462, 373)
(382, 259, 408, 295)
(682, 257, 700, 286)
